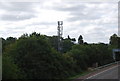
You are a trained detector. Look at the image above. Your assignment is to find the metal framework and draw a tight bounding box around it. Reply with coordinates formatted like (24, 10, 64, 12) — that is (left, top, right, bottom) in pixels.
(113, 49, 120, 61)
(57, 21, 63, 52)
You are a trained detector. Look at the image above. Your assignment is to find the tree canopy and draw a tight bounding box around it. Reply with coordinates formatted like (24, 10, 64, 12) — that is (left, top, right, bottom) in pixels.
(2, 32, 119, 79)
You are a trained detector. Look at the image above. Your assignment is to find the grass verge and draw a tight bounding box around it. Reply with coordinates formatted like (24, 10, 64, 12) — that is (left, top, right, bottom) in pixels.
(67, 70, 95, 81)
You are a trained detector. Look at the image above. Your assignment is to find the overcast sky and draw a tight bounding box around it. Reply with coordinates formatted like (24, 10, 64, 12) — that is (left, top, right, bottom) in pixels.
(0, 0, 118, 43)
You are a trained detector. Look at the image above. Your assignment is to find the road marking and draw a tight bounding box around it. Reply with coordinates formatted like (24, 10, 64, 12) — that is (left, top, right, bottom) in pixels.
(86, 65, 118, 79)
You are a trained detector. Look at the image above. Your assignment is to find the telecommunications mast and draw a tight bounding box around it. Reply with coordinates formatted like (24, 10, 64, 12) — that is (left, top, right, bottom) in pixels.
(57, 21, 63, 52)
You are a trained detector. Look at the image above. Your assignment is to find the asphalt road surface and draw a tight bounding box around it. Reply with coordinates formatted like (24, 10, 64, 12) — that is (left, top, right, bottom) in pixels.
(86, 64, 119, 79)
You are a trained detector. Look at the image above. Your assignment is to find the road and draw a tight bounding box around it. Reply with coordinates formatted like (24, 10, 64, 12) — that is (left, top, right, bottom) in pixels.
(86, 64, 119, 79)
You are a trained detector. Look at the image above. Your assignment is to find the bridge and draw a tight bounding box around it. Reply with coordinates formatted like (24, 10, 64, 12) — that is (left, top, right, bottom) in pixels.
(113, 49, 120, 61)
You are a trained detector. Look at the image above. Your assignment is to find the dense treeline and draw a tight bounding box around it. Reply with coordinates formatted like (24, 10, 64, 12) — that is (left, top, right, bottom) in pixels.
(2, 32, 120, 79)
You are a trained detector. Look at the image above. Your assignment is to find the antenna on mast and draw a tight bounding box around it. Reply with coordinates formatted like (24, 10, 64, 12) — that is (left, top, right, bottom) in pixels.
(57, 21, 63, 52)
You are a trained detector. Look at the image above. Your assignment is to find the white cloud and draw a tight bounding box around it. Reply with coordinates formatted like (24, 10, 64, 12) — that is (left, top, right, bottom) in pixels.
(0, 1, 118, 43)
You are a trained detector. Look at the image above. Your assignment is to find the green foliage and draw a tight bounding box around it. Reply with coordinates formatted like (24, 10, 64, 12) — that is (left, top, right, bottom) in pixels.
(66, 43, 113, 70)
(2, 37, 16, 52)
(62, 39, 74, 53)
(89, 43, 113, 66)
(4, 33, 77, 79)
(5, 37, 17, 46)
(2, 32, 117, 79)
(67, 45, 89, 70)
(2, 54, 24, 79)
(47, 36, 58, 51)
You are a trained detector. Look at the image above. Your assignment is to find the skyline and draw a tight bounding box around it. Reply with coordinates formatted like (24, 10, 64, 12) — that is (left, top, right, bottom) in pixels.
(0, 0, 118, 43)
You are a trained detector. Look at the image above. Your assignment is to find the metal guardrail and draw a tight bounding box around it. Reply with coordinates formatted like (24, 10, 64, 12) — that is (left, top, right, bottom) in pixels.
(94, 61, 120, 70)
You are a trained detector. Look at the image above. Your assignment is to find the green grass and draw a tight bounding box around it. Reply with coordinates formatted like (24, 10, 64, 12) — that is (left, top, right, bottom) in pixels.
(68, 70, 95, 80)
(69, 71, 89, 79)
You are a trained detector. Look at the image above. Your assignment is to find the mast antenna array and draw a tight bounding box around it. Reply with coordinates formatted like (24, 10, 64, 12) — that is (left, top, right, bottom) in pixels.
(57, 21, 63, 52)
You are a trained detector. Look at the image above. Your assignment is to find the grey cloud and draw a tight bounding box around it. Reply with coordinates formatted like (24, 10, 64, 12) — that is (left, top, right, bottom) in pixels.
(58, 2, 116, 22)
(54, 4, 86, 12)
(76, 19, 117, 27)
(0, 29, 23, 38)
(0, 1, 117, 43)
(0, 2, 36, 12)
(97, 23, 117, 28)
(67, 9, 103, 22)
(6, 26, 27, 30)
(67, 14, 101, 22)
(1, 13, 35, 21)
(30, 22, 55, 26)
(0, 2, 38, 21)
(53, 3, 101, 21)
(85, 27, 107, 43)
(26, 22, 56, 29)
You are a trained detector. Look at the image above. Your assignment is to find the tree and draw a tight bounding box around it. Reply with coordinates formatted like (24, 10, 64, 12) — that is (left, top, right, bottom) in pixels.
(47, 36, 58, 51)
(4, 33, 77, 79)
(78, 35, 84, 44)
(71, 38, 76, 42)
(1, 38, 5, 51)
(84, 42, 88, 45)
(3, 54, 24, 79)
(19, 33, 28, 39)
(5, 37, 16, 46)
(67, 35, 76, 43)
(30, 32, 40, 37)
(6, 37, 16, 43)
(109, 34, 118, 47)
(68, 35, 71, 40)
(3, 32, 115, 79)
(62, 39, 74, 53)
(67, 45, 88, 70)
